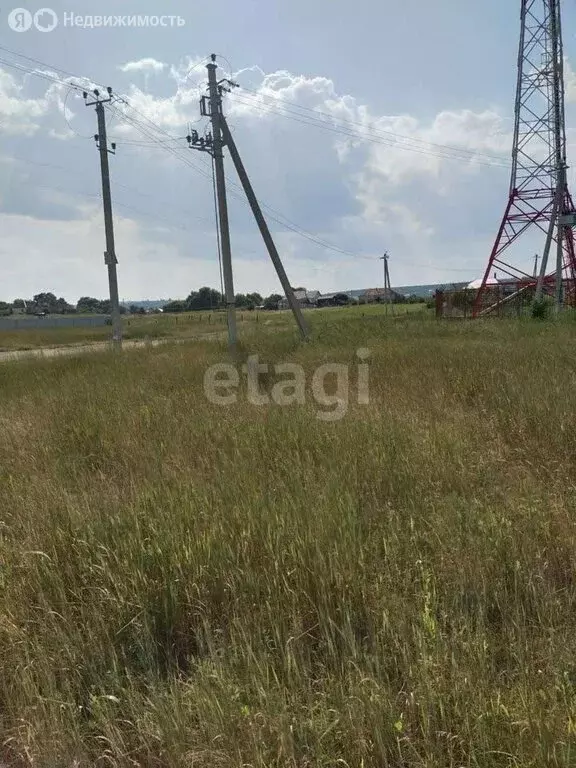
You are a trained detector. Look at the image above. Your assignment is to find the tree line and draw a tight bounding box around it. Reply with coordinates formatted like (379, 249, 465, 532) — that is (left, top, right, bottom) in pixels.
(162, 288, 282, 313)
(0, 288, 284, 317)
(0, 287, 430, 318)
(0, 293, 133, 317)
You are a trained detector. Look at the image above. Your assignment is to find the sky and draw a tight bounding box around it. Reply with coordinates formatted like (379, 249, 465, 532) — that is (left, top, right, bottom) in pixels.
(2, 0, 576, 302)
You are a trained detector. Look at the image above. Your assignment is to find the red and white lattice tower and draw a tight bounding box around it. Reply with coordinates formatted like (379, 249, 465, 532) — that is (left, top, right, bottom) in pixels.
(473, 0, 576, 317)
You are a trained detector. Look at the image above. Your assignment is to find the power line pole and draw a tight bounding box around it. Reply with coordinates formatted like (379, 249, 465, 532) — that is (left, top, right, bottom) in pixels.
(386, 255, 393, 316)
(220, 118, 309, 340)
(380, 252, 393, 316)
(84, 87, 122, 347)
(187, 54, 309, 350)
(205, 58, 237, 353)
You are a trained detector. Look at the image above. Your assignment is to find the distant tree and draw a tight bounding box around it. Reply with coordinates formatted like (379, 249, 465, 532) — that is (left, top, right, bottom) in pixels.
(247, 292, 263, 306)
(235, 293, 251, 308)
(0, 301, 12, 316)
(129, 304, 146, 315)
(163, 300, 187, 314)
(77, 296, 102, 314)
(54, 297, 75, 314)
(263, 293, 282, 310)
(75, 297, 120, 314)
(186, 287, 222, 311)
(235, 293, 263, 309)
(238, 292, 261, 310)
(33, 292, 59, 313)
(406, 294, 426, 304)
(12, 299, 26, 309)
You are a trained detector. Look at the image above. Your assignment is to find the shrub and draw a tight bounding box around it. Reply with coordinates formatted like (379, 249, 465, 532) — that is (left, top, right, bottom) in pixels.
(531, 297, 553, 320)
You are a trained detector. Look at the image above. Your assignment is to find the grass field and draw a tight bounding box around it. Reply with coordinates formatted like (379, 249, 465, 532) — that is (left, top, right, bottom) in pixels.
(0, 312, 230, 352)
(1, 310, 576, 766)
(0, 304, 429, 352)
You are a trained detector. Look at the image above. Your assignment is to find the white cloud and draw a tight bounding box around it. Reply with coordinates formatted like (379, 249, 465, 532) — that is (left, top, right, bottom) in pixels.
(0, 205, 360, 302)
(228, 70, 510, 183)
(565, 58, 576, 104)
(119, 58, 166, 74)
(0, 58, 527, 298)
(0, 69, 49, 136)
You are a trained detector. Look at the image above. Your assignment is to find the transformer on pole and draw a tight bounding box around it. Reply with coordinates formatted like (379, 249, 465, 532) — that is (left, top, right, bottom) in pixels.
(473, 0, 576, 317)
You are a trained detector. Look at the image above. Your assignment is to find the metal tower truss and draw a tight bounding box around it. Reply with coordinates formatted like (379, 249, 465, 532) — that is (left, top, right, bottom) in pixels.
(474, 0, 576, 317)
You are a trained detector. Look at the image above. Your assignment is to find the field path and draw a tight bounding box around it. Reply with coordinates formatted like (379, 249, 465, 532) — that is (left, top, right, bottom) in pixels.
(0, 333, 224, 364)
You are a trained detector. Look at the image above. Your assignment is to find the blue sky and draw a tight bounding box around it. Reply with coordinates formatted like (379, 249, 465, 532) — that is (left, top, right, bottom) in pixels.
(1, 0, 576, 301)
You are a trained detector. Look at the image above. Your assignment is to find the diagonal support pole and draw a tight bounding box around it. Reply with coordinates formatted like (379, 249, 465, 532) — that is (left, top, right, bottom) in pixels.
(220, 117, 309, 341)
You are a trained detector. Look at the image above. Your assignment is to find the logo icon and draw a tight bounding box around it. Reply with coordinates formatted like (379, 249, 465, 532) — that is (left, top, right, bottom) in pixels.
(8, 8, 33, 31)
(33, 7, 58, 31)
(7, 7, 58, 31)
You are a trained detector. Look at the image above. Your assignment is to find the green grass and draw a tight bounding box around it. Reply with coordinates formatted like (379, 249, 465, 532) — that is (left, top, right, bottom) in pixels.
(0, 304, 430, 351)
(0, 311, 237, 351)
(1, 311, 576, 766)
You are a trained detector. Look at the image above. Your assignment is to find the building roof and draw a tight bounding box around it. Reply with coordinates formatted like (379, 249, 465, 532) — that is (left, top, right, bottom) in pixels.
(287, 289, 320, 302)
(467, 278, 497, 290)
(363, 287, 403, 299)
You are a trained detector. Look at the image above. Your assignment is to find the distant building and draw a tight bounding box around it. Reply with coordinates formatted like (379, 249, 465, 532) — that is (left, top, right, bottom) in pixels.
(466, 277, 531, 297)
(361, 287, 404, 303)
(317, 292, 354, 307)
(278, 289, 320, 309)
(317, 287, 403, 306)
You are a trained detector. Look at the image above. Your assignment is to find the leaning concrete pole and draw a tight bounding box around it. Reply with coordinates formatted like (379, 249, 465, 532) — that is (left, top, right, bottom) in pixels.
(221, 117, 309, 340)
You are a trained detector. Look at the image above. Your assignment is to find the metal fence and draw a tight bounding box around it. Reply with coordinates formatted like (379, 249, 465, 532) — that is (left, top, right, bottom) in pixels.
(0, 315, 111, 331)
(435, 281, 576, 319)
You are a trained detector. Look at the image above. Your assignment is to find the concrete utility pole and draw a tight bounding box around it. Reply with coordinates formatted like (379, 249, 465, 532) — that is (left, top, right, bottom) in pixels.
(380, 252, 394, 316)
(206, 57, 237, 353)
(220, 119, 309, 340)
(84, 87, 122, 347)
(188, 54, 309, 351)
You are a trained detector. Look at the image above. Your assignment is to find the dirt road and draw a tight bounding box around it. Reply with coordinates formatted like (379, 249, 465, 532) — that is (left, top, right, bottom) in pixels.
(0, 334, 224, 364)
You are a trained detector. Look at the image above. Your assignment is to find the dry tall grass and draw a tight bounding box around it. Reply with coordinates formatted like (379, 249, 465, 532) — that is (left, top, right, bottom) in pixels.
(1, 312, 576, 766)
(0, 309, 289, 352)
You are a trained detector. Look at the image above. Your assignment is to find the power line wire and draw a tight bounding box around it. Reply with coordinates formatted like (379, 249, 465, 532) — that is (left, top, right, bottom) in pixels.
(0, 46, 506, 166)
(4, 152, 212, 224)
(231, 92, 510, 169)
(0, 49, 491, 276)
(107, 96, 364, 256)
(0, 44, 106, 89)
(236, 85, 511, 165)
(0, 56, 86, 92)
